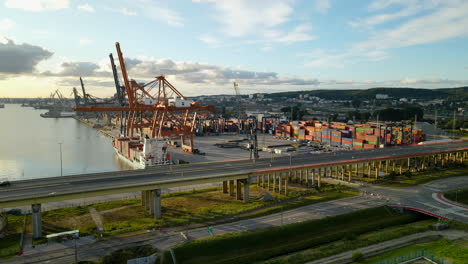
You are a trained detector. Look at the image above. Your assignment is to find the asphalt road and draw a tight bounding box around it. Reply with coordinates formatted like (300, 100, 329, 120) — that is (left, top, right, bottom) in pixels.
(0, 141, 466, 208)
(4, 176, 467, 264)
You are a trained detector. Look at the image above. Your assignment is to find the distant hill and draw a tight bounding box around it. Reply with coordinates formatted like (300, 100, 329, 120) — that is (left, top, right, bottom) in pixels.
(265, 87, 468, 100)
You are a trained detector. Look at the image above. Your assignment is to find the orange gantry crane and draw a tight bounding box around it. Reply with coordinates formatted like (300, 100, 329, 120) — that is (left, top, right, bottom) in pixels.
(74, 42, 214, 153)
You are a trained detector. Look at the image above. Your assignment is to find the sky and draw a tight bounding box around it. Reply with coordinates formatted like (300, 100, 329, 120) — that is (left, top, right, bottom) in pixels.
(0, 0, 468, 98)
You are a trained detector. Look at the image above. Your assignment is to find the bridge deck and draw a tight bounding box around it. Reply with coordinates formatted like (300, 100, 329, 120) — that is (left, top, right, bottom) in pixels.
(0, 141, 466, 208)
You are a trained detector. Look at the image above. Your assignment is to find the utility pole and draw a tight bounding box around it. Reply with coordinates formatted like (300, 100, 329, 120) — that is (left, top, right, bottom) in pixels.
(376, 113, 380, 147)
(453, 109, 457, 138)
(58, 143, 63, 176)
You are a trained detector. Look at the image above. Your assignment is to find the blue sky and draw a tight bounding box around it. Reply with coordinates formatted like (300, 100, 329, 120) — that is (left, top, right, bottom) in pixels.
(1, 0, 468, 97)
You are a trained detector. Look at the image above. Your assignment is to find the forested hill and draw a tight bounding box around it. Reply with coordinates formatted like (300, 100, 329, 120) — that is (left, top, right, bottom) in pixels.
(265, 87, 468, 100)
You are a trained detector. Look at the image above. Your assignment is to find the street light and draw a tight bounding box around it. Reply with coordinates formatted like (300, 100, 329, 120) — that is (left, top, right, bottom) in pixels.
(58, 142, 63, 176)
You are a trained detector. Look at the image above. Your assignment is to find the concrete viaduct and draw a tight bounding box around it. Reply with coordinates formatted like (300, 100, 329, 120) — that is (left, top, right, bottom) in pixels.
(0, 141, 466, 238)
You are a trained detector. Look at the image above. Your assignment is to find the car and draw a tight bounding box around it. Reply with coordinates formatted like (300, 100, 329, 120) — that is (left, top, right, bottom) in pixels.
(0, 180, 11, 187)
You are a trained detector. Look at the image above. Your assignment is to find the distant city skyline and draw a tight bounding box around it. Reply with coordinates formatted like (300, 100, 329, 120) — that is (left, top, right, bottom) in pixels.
(1, 0, 468, 98)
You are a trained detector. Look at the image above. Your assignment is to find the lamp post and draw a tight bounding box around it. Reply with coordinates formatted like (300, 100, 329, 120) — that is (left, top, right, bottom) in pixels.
(58, 142, 63, 176)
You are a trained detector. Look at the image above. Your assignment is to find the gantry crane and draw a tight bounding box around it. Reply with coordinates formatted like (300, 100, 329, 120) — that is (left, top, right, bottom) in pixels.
(74, 42, 214, 153)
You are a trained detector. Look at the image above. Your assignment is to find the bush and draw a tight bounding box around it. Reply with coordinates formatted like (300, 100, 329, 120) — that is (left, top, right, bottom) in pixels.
(99, 245, 157, 264)
(404, 171, 413, 179)
(352, 251, 364, 262)
(387, 171, 397, 180)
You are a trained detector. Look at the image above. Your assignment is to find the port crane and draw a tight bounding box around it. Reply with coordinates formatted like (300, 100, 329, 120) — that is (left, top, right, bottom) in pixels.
(74, 42, 214, 153)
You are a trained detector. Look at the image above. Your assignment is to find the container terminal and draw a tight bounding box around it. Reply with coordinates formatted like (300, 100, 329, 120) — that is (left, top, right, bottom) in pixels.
(69, 42, 429, 168)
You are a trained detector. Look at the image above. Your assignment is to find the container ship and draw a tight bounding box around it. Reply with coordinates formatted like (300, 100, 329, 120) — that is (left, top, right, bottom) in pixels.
(112, 136, 171, 169)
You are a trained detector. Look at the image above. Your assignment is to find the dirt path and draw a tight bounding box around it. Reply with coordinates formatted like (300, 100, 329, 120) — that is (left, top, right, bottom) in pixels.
(88, 206, 104, 233)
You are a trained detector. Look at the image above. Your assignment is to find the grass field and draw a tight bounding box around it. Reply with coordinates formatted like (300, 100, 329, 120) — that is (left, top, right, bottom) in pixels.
(259, 219, 436, 264)
(379, 166, 467, 187)
(444, 187, 468, 205)
(38, 184, 357, 237)
(356, 238, 468, 264)
(0, 214, 25, 258)
(161, 207, 427, 264)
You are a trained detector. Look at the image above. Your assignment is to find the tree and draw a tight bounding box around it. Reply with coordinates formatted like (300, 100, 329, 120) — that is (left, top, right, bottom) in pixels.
(281, 105, 309, 120)
(352, 99, 362, 108)
(352, 251, 364, 262)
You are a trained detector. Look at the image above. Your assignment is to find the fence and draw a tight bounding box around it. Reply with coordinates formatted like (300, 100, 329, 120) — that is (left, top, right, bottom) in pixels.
(373, 249, 453, 264)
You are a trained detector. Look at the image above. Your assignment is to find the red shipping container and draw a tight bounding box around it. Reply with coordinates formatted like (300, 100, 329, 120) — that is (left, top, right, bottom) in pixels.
(331, 136, 341, 143)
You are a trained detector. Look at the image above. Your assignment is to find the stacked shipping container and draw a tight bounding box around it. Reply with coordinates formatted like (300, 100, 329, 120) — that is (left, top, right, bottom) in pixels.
(274, 121, 425, 149)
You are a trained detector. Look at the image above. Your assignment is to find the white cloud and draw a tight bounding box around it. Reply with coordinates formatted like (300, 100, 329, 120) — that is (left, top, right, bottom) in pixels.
(268, 24, 317, 43)
(194, 0, 293, 37)
(79, 39, 92, 45)
(199, 34, 220, 46)
(356, 2, 468, 50)
(78, 4, 95, 13)
(349, 5, 420, 28)
(303, 49, 346, 68)
(128, 0, 183, 27)
(0, 18, 15, 31)
(313, 0, 331, 13)
(120, 8, 137, 16)
(4, 0, 69, 11)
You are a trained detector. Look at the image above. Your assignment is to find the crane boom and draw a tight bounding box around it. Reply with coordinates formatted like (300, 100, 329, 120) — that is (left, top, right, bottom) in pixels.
(109, 53, 124, 105)
(80, 77, 88, 105)
(115, 42, 134, 107)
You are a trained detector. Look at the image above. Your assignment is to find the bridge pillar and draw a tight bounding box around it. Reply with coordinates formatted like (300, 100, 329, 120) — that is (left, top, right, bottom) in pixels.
(141, 191, 146, 207)
(153, 189, 162, 219)
(273, 173, 277, 192)
(32, 203, 42, 239)
(148, 191, 155, 215)
(243, 179, 250, 203)
(317, 168, 322, 187)
(278, 171, 282, 193)
(284, 176, 288, 195)
(348, 165, 352, 181)
(222, 181, 228, 193)
(267, 173, 270, 190)
(236, 179, 242, 200)
(229, 180, 235, 196)
(399, 160, 403, 175)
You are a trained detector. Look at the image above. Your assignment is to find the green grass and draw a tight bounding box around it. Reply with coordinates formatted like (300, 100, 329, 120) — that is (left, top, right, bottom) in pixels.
(259, 219, 436, 264)
(0, 214, 25, 258)
(92, 198, 140, 212)
(448, 220, 468, 231)
(357, 238, 468, 264)
(42, 206, 96, 236)
(96, 184, 357, 237)
(380, 166, 468, 187)
(34, 184, 358, 238)
(238, 189, 359, 221)
(161, 207, 427, 264)
(444, 187, 468, 205)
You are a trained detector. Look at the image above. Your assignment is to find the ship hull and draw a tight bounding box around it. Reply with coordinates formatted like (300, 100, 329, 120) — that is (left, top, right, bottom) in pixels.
(113, 147, 146, 169)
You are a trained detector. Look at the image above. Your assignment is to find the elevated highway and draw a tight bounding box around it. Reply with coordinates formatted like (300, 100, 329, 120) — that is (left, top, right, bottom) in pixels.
(0, 141, 466, 237)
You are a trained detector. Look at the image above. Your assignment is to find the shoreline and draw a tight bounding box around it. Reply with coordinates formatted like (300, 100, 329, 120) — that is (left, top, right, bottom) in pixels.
(74, 116, 116, 138)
